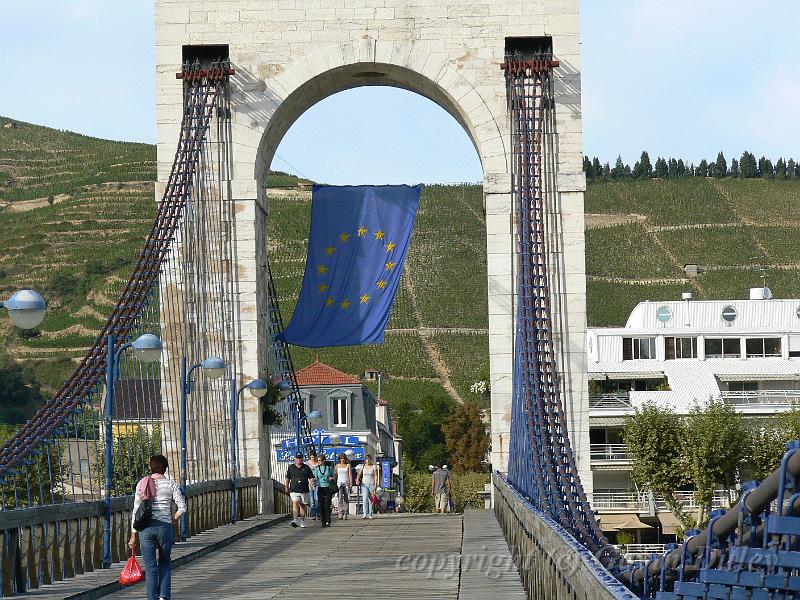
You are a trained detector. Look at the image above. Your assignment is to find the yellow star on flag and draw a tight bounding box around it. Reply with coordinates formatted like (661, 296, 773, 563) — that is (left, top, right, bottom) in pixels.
(360, 293, 370, 304)
(325, 297, 335, 307)
(339, 232, 350, 243)
(326, 245, 336, 255)
(357, 226, 368, 237)
(317, 264, 328, 274)
(385, 261, 396, 270)
(318, 283, 329, 293)
(385, 241, 396, 252)
(375, 229, 384, 240)
(340, 299, 351, 310)
(376, 280, 387, 290)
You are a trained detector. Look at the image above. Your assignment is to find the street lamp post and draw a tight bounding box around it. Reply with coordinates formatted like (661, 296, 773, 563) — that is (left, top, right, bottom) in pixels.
(231, 378, 268, 523)
(102, 333, 162, 568)
(180, 355, 226, 541)
(307, 410, 323, 457)
(0, 289, 46, 329)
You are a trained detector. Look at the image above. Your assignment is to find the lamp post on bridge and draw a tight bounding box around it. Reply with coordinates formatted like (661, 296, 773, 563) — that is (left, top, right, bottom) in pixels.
(180, 355, 227, 541)
(0, 289, 46, 329)
(231, 378, 268, 524)
(103, 333, 163, 569)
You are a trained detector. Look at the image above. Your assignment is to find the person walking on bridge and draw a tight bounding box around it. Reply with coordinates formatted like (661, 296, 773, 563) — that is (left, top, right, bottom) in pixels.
(336, 453, 352, 520)
(285, 452, 316, 528)
(128, 454, 186, 600)
(431, 464, 451, 514)
(357, 454, 378, 519)
(313, 454, 335, 526)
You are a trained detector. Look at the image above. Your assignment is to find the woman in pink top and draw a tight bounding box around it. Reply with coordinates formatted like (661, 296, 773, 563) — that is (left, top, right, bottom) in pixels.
(128, 454, 187, 600)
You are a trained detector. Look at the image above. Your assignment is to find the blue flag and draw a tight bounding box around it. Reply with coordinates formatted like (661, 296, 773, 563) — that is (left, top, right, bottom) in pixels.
(278, 184, 422, 347)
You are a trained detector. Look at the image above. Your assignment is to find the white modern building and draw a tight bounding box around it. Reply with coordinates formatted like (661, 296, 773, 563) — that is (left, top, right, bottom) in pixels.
(586, 288, 800, 552)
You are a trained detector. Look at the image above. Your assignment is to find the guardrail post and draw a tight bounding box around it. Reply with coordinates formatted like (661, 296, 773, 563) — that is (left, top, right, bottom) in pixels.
(102, 334, 114, 569)
(230, 377, 237, 524)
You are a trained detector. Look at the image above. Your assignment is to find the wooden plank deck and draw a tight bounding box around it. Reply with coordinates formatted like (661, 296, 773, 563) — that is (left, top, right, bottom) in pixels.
(22, 510, 527, 599)
(459, 509, 526, 600)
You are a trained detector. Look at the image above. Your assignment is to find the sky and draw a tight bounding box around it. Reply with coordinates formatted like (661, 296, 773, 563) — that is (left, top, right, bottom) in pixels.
(1, 1, 799, 182)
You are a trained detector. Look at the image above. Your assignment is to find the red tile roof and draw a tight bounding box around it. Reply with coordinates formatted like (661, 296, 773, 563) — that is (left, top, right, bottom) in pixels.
(296, 356, 361, 386)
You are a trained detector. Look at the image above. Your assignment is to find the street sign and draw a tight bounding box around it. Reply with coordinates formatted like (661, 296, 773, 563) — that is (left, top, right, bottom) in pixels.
(278, 434, 360, 450)
(276, 446, 366, 463)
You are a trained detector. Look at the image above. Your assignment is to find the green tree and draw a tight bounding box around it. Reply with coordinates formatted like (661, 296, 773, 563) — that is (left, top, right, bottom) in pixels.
(623, 403, 689, 525)
(775, 157, 787, 179)
(0, 354, 45, 423)
(611, 155, 625, 180)
(583, 156, 593, 178)
(0, 424, 64, 507)
(668, 158, 678, 178)
(748, 407, 800, 479)
(685, 399, 749, 525)
(96, 425, 162, 495)
(696, 159, 709, 177)
(654, 157, 668, 178)
(442, 402, 489, 474)
(788, 158, 796, 179)
(676, 159, 687, 177)
(713, 152, 727, 178)
(391, 392, 455, 471)
(637, 151, 653, 178)
(730, 157, 739, 178)
(740, 152, 757, 178)
(591, 157, 603, 179)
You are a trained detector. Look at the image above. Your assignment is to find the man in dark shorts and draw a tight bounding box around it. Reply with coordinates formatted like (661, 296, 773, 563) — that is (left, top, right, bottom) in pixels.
(285, 452, 316, 528)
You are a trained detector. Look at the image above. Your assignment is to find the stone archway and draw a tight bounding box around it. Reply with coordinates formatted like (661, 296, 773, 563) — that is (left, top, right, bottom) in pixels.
(154, 2, 590, 505)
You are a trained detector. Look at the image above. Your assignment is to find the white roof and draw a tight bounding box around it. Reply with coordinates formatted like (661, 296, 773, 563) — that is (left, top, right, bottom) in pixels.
(622, 297, 800, 334)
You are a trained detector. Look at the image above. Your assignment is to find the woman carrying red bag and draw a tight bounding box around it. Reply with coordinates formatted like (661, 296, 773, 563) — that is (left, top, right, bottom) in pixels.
(128, 454, 187, 600)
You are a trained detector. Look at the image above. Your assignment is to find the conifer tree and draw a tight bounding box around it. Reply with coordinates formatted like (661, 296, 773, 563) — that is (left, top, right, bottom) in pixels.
(740, 152, 756, 178)
(654, 157, 668, 178)
(788, 158, 796, 179)
(583, 156, 593, 178)
(676, 159, 686, 177)
(603, 162, 611, 180)
(713, 152, 727, 178)
(611, 155, 625, 180)
(697, 159, 709, 177)
(592, 157, 602, 178)
(775, 158, 786, 179)
(623, 164, 632, 178)
(730, 158, 739, 178)
(638, 151, 653, 178)
(668, 158, 678, 178)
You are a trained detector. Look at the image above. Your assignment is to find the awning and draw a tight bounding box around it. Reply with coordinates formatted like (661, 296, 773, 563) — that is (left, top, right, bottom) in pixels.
(716, 373, 800, 382)
(588, 371, 665, 381)
(657, 512, 683, 535)
(598, 513, 653, 532)
(589, 416, 628, 427)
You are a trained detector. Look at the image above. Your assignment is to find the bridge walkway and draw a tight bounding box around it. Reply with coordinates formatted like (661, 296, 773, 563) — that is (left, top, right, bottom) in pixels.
(104, 511, 524, 600)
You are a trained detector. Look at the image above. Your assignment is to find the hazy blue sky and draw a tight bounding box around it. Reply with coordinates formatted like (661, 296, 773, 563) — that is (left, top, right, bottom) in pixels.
(2, 1, 798, 183)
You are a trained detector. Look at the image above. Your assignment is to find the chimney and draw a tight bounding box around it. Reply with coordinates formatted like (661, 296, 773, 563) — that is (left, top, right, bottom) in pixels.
(390, 417, 399, 436)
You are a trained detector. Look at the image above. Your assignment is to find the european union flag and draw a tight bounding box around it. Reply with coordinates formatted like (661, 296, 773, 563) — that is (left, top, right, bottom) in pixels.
(278, 184, 422, 347)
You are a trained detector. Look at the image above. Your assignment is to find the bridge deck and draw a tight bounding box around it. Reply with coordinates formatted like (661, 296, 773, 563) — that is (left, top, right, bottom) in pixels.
(103, 511, 523, 600)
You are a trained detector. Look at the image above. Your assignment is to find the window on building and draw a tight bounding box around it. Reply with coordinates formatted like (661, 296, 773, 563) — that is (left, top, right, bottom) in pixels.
(728, 381, 758, 392)
(622, 337, 656, 360)
(665, 337, 698, 360)
(704, 338, 741, 358)
(745, 337, 782, 358)
(331, 397, 348, 427)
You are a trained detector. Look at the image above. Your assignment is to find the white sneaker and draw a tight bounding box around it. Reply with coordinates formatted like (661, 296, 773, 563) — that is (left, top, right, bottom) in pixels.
(299, 521, 306, 528)
(368, 515, 374, 519)
(362, 514, 367, 519)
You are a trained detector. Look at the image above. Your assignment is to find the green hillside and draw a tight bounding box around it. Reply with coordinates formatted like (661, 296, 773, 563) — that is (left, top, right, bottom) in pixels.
(3, 115, 800, 423)
(585, 178, 800, 325)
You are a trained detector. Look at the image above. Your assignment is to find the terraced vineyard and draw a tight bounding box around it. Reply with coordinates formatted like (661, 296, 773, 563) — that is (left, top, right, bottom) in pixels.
(585, 177, 800, 325)
(5, 114, 800, 419)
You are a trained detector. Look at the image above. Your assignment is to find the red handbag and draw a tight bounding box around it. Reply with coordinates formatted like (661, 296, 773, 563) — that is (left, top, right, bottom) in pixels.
(119, 552, 145, 585)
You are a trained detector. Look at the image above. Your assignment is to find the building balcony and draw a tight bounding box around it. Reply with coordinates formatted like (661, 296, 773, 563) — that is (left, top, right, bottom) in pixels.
(591, 488, 735, 513)
(614, 544, 666, 562)
(590, 444, 630, 469)
(589, 393, 633, 410)
(720, 390, 800, 411)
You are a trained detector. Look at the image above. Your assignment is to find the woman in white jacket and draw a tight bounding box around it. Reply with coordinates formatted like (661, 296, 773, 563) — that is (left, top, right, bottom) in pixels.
(128, 454, 187, 600)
